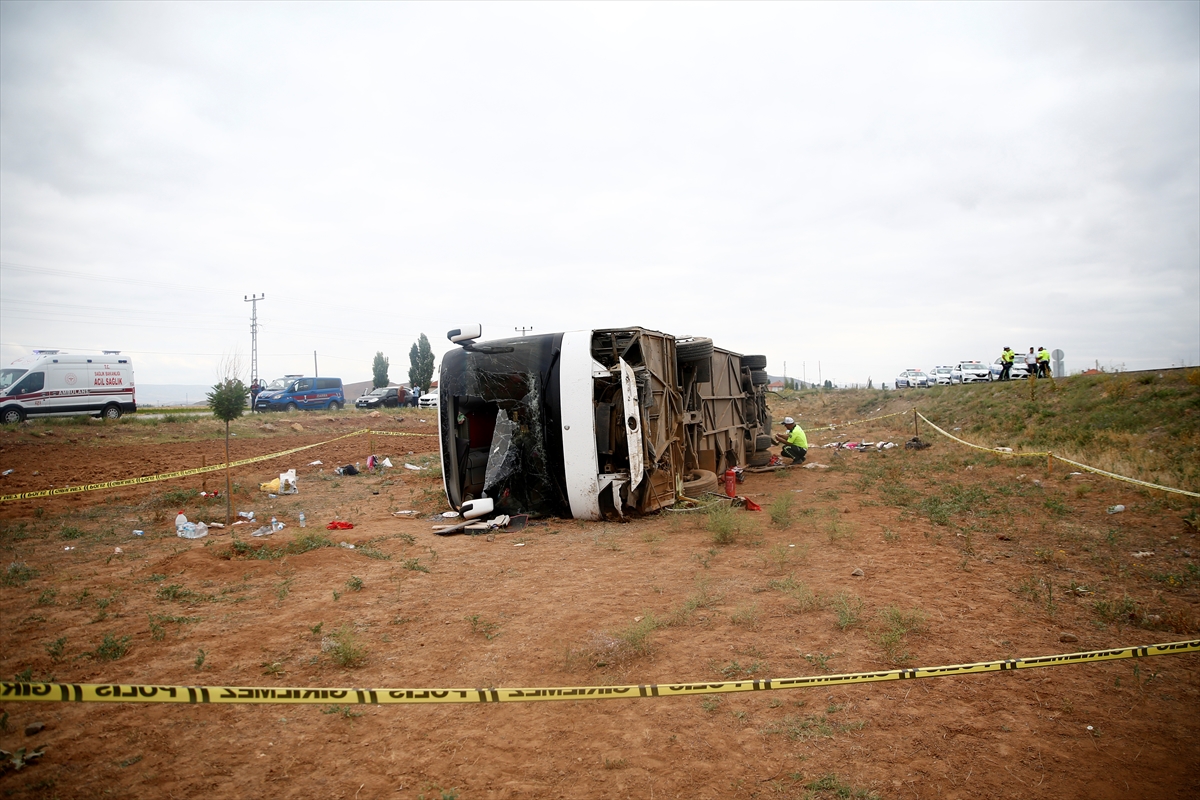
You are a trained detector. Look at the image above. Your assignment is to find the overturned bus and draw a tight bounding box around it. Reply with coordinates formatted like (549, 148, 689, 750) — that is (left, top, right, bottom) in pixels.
(436, 326, 773, 520)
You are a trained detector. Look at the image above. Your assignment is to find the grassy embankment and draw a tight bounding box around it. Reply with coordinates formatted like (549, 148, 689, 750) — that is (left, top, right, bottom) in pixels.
(770, 368, 1200, 493)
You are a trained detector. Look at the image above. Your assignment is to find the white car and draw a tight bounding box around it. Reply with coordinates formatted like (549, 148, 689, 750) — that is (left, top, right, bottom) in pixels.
(418, 393, 439, 408)
(956, 361, 992, 383)
(895, 369, 932, 389)
(930, 366, 959, 385)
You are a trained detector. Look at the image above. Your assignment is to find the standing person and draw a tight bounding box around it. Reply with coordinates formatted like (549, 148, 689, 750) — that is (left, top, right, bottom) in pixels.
(774, 416, 808, 465)
(1025, 347, 1037, 379)
(999, 347, 1014, 381)
(1037, 346, 1051, 378)
(250, 380, 262, 411)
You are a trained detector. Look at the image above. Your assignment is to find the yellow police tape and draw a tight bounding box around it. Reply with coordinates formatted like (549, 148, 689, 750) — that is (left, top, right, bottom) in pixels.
(0, 427, 433, 505)
(4, 640, 1196, 706)
(369, 430, 437, 438)
(1050, 454, 1200, 498)
(915, 412, 1050, 458)
(915, 411, 1200, 498)
(801, 409, 908, 435)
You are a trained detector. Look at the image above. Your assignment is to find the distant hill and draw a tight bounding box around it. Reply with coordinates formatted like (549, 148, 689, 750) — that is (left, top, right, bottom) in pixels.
(135, 385, 215, 407)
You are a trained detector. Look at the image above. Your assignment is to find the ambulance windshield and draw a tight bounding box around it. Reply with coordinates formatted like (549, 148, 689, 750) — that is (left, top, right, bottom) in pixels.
(0, 369, 27, 391)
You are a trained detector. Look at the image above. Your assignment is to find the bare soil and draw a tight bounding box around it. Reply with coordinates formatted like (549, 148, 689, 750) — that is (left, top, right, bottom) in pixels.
(1, 409, 1198, 800)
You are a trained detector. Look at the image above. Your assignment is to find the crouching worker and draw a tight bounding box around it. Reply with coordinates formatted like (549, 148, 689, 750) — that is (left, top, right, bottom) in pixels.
(774, 416, 808, 465)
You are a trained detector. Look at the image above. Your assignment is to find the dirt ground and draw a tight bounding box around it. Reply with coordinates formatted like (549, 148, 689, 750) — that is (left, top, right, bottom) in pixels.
(1, 408, 1198, 799)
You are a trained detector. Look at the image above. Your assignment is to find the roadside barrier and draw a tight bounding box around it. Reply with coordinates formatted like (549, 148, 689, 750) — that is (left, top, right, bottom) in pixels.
(3, 640, 1196, 706)
(0, 427, 435, 504)
(915, 411, 1200, 498)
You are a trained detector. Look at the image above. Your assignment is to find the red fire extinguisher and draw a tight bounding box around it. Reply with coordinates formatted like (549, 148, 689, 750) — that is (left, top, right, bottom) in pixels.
(724, 468, 737, 498)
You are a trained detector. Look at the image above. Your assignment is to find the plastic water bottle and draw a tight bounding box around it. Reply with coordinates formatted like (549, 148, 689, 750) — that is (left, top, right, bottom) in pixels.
(175, 512, 188, 535)
(270, 516, 279, 532)
(298, 513, 307, 528)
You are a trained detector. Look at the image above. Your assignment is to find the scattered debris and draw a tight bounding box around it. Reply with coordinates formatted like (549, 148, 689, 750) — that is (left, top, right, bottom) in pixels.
(404, 463, 423, 471)
(1107, 505, 1126, 514)
(251, 526, 274, 537)
(309, 460, 323, 466)
(113, 547, 122, 555)
(339, 541, 355, 549)
(802, 463, 830, 469)
(392, 510, 420, 518)
(327, 521, 354, 530)
(1131, 551, 1154, 559)
(279, 469, 298, 494)
(905, 438, 931, 450)
(1, 469, 12, 476)
(2, 746, 45, 772)
(132, 530, 144, 536)
(259, 478, 281, 493)
(334, 464, 359, 476)
(850, 568, 865, 577)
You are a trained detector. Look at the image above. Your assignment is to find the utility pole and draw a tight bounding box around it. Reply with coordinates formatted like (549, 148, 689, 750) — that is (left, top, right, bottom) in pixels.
(515, 326, 533, 336)
(313, 351, 318, 377)
(244, 294, 265, 389)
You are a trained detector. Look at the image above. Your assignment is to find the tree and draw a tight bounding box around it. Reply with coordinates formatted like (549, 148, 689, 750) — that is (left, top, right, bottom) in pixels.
(207, 375, 247, 527)
(823, 380, 833, 390)
(408, 334, 436, 393)
(372, 351, 390, 389)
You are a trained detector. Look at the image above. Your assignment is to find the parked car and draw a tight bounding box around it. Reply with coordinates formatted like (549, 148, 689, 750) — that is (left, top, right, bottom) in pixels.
(930, 366, 958, 385)
(355, 386, 412, 409)
(254, 376, 345, 412)
(418, 393, 439, 409)
(895, 369, 932, 389)
(989, 357, 1030, 381)
(957, 361, 992, 384)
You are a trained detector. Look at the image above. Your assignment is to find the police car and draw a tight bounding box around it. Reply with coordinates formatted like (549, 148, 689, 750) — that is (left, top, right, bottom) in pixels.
(930, 366, 959, 385)
(956, 361, 992, 383)
(895, 369, 932, 389)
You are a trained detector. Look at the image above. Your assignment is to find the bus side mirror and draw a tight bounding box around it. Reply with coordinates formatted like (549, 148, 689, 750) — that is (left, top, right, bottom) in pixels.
(448, 325, 482, 345)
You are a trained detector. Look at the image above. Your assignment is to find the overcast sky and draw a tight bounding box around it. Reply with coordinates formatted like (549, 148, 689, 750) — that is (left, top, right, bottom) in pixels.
(2, 1, 1197, 389)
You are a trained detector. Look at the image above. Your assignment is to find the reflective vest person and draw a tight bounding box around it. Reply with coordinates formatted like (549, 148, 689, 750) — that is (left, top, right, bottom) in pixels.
(999, 347, 1014, 381)
(774, 416, 808, 465)
(1037, 347, 1050, 378)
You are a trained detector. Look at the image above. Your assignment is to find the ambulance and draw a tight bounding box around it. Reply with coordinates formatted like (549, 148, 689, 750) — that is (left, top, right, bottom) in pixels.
(0, 350, 136, 424)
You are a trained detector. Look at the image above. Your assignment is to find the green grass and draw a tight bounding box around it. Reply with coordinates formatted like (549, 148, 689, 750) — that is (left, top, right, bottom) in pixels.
(768, 495, 793, 528)
(873, 606, 927, 664)
(326, 624, 367, 668)
(94, 633, 131, 661)
(831, 593, 865, 630)
(227, 532, 335, 560)
(2, 562, 38, 587)
(704, 503, 742, 545)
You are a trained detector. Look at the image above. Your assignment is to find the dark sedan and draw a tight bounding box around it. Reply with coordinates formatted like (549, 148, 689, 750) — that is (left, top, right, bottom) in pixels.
(355, 387, 409, 409)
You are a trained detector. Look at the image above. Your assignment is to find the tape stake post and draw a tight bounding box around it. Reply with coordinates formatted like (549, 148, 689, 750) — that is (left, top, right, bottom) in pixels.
(4, 640, 1197, 706)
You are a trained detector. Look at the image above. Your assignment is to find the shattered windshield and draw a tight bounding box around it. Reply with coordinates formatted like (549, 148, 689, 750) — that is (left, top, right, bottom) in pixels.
(439, 334, 567, 517)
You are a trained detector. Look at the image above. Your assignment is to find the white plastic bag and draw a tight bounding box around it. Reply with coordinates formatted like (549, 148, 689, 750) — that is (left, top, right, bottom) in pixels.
(279, 469, 298, 494)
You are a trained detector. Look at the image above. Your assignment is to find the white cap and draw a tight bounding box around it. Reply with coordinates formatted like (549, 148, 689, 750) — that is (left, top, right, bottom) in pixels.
(783, 417, 795, 425)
